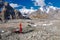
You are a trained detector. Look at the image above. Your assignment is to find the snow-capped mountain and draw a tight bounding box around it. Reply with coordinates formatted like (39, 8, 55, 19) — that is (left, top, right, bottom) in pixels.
(29, 6, 60, 19)
(19, 5, 60, 14)
(19, 7, 37, 17)
(39, 6, 58, 13)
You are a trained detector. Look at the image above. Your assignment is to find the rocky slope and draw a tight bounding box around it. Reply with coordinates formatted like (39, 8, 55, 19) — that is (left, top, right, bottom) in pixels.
(0, 0, 23, 22)
(29, 9, 48, 19)
(29, 6, 60, 19)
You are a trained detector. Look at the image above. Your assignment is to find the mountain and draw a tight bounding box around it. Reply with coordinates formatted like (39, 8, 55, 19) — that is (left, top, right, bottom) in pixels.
(29, 9, 48, 19)
(0, 0, 5, 8)
(0, 0, 23, 22)
(29, 6, 60, 19)
(46, 6, 60, 19)
(0, 0, 60, 20)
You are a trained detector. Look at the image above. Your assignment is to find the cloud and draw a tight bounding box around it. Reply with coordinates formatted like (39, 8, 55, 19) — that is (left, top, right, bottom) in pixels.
(30, 7, 34, 9)
(49, 6, 57, 10)
(48, 2, 53, 6)
(33, 0, 46, 7)
(10, 3, 20, 8)
(34, 2, 38, 6)
(19, 6, 37, 14)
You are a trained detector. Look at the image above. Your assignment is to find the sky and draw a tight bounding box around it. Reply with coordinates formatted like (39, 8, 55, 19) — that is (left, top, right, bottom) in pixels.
(5, 0, 60, 13)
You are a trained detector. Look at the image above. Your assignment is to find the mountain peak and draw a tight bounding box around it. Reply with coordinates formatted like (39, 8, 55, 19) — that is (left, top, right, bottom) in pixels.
(39, 6, 59, 13)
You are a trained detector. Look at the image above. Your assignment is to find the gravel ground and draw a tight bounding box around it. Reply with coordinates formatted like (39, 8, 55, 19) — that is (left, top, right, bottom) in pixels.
(0, 19, 60, 40)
